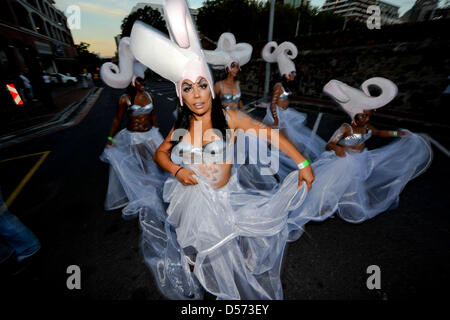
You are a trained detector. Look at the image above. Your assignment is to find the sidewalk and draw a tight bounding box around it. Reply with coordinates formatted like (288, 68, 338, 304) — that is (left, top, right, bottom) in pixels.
(0, 85, 103, 150)
(2, 84, 93, 136)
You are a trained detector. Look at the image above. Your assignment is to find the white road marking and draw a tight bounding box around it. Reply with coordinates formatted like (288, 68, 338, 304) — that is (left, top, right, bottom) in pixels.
(420, 133, 450, 158)
(311, 112, 323, 135)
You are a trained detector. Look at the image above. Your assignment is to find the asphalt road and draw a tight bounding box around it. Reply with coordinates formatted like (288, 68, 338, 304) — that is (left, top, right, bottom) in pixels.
(0, 80, 449, 301)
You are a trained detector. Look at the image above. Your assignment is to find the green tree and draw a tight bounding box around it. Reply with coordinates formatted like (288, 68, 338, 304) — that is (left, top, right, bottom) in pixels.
(120, 5, 167, 38)
(75, 42, 101, 73)
(197, 0, 363, 43)
(197, 0, 265, 42)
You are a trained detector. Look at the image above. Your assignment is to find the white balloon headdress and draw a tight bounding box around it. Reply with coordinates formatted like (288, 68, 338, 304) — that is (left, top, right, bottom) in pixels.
(100, 0, 215, 106)
(100, 38, 147, 88)
(203, 32, 253, 70)
(262, 41, 298, 77)
(323, 77, 398, 121)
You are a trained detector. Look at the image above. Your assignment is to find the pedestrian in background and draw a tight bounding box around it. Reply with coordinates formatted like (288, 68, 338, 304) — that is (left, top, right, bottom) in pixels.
(0, 187, 40, 275)
(18, 72, 37, 103)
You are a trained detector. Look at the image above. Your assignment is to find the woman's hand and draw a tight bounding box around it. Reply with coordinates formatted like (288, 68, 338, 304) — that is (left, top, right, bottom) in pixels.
(298, 166, 314, 190)
(398, 130, 408, 136)
(176, 168, 198, 186)
(334, 147, 346, 157)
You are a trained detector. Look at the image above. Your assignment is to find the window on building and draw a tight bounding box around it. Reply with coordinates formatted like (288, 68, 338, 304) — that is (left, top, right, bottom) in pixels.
(51, 9, 58, 22)
(45, 21, 53, 38)
(25, 0, 39, 9)
(45, 4, 54, 20)
(0, 1, 14, 24)
(51, 25, 58, 40)
(58, 29, 65, 43)
(37, 0, 47, 15)
(12, 3, 34, 30)
(31, 13, 47, 36)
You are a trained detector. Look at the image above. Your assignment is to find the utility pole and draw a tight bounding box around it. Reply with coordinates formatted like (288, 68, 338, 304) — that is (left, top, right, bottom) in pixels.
(264, 0, 276, 100)
(295, 0, 308, 37)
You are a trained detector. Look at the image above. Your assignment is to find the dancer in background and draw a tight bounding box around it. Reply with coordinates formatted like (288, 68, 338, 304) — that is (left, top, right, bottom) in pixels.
(204, 33, 276, 190)
(204, 32, 253, 112)
(261, 41, 327, 180)
(100, 40, 167, 218)
(295, 77, 432, 224)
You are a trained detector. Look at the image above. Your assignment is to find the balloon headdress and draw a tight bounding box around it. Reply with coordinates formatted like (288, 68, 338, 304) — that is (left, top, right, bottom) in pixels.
(203, 32, 253, 71)
(100, 0, 215, 106)
(262, 41, 298, 77)
(100, 38, 147, 88)
(323, 77, 398, 122)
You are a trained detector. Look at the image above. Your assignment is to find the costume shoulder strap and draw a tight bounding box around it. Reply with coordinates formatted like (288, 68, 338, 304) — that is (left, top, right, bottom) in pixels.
(145, 91, 153, 103)
(235, 81, 240, 92)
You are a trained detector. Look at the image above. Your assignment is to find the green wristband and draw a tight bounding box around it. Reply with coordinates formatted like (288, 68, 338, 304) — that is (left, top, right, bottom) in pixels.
(108, 136, 116, 142)
(391, 131, 398, 137)
(297, 159, 310, 170)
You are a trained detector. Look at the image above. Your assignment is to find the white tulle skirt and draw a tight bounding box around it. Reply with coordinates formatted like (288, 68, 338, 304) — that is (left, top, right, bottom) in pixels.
(139, 161, 326, 300)
(262, 105, 327, 180)
(100, 127, 168, 217)
(263, 105, 326, 161)
(293, 131, 433, 224)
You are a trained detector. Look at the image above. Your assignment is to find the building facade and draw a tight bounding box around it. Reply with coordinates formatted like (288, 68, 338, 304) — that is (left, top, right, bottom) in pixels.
(0, 0, 78, 82)
(401, 0, 440, 23)
(320, 0, 400, 25)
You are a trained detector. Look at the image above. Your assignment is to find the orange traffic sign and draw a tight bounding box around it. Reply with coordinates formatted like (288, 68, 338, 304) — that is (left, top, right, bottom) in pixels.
(6, 84, 24, 105)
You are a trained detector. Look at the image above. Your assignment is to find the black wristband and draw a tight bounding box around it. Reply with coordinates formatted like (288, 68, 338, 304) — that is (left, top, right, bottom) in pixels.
(174, 167, 183, 177)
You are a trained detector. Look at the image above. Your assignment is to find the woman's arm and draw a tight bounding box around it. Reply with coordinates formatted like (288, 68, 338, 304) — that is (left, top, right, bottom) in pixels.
(227, 109, 314, 189)
(326, 124, 350, 157)
(270, 84, 282, 127)
(238, 100, 245, 112)
(151, 110, 158, 128)
(148, 92, 158, 128)
(153, 127, 198, 185)
(214, 82, 221, 98)
(106, 95, 127, 145)
(368, 124, 407, 138)
(236, 81, 245, 112)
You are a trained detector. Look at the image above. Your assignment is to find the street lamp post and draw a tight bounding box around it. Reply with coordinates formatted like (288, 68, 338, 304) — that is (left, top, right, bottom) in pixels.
(264, 0, 276, 100)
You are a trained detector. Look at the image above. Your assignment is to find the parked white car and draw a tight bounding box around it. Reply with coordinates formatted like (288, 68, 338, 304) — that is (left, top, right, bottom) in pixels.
(50, 73, 78, 84)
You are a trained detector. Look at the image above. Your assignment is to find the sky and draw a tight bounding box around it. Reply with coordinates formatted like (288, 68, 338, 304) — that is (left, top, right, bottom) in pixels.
(53, 0, 440, 58)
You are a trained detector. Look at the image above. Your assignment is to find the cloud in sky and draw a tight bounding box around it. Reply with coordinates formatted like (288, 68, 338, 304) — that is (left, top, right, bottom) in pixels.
(54, 0, 203, 57)
(77, 2, 128, 17)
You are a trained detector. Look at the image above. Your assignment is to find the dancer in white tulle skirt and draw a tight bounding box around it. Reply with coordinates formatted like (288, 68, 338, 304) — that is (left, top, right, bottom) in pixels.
(204, 32, 253, 112)
(294, 78, 433, 224)
(203, 33, 280, 190)
(99, 60, 168, 217)
(122, 0, 322, 300)
(261, 41, 326, 181)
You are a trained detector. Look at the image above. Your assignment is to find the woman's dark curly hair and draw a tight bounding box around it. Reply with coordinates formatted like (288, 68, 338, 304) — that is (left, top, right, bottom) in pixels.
(170, 95, 230, 150)
(125, 76, 144, 104)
